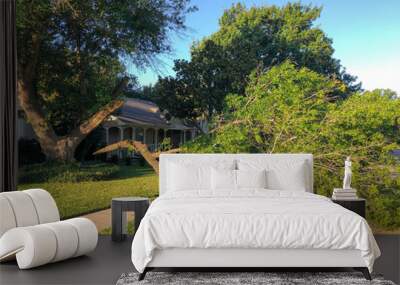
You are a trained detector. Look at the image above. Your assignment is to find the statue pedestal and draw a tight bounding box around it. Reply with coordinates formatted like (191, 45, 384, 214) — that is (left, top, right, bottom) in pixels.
(332, 188, 358, 200)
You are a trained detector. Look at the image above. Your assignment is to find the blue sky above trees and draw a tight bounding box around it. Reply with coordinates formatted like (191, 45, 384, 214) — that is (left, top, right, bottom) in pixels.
(128, 0, 400, 94)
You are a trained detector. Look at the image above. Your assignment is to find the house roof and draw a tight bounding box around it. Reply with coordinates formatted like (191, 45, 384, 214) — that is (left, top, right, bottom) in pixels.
(103, 98, 193, 130)
(117, 98, 169, 128)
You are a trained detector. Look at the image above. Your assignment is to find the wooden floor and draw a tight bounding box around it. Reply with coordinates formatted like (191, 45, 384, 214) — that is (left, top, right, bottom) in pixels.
(0, 235, 399, 285)
(0, 236, 134, 285)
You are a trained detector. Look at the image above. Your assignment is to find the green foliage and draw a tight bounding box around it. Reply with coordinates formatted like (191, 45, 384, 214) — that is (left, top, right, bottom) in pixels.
(17, 0, 194, 135)
(185, 62, 400, 230)
(208, 2, 359, 94)
(100, 220, 135, 236)
(152, 2, 359, 122)
(18, 164, 158, 219)
(18, 162, 120, 183)
(18, 139, 46, 165)
(160, 137, 173, 151)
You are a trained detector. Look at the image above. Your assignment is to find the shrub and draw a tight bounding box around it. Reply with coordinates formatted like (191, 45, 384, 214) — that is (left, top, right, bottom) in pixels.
(160, 137, 172, 151)
(18, 139, 46, 166)
(18, 162, 120, 184)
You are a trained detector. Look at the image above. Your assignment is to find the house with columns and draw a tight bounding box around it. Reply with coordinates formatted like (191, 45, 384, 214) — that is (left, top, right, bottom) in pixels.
(102, 98, 197, 158)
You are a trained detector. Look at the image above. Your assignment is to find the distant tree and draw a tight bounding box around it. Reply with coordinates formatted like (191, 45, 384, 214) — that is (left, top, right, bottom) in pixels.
(155, 3, 360, 122)
(207, 3, 360, 95)
(185, 61, 400, 229)
(17, 0, 195, 161)
(149, 40, 228, 129)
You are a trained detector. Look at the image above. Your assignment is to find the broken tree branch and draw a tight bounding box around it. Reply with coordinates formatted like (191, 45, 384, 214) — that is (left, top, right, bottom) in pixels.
(93, 140, 181, 175)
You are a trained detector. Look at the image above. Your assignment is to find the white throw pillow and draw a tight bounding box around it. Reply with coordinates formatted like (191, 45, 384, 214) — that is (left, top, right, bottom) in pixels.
(167, 162, 210, 191)
(238, 159, 308, 191)
(211, 168, 236, 191)
(167, 160, 236, 192)
(236, 169, 267, 189)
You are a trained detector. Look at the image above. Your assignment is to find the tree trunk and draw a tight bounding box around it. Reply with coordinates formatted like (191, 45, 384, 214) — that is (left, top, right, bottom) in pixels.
(59, 99, 124, 159)
(17, 79, 60, 159)
(17, 77, 128, 162)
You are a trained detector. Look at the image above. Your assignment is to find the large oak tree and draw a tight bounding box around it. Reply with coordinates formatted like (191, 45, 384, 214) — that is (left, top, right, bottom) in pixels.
(17, 0, 194, 161)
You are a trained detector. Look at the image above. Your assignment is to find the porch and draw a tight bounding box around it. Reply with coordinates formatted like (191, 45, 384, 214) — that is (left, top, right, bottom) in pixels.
(104, 126, 196, 158)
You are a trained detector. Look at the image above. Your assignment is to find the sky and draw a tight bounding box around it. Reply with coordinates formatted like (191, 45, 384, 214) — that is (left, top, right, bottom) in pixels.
(127, 0, 400, 94)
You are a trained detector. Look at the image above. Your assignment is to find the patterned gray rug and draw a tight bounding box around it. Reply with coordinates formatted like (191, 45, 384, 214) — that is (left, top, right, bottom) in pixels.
(116, 272, 396, 285)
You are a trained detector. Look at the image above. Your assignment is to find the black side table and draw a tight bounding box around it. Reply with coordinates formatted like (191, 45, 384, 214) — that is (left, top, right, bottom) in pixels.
(112, 197, 150, 242)
(332, 198, 366, 218)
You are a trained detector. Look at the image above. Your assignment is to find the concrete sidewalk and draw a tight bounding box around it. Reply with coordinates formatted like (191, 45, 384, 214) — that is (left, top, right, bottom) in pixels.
(82, 208, 133, 232)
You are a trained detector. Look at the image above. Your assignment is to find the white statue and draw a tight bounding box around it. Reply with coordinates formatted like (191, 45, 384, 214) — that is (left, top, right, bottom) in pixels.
(343, 156, 352, 189)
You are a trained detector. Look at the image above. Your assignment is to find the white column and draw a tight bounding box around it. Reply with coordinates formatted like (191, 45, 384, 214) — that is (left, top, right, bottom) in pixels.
(183, 130, 186, 144)
(163, 129, 167, 149)
(119, 127, 124, 159)
(119, 127, 124, 141)
(192, 129, 196, 139)
(143, 128, 147, 144)
(105, 127, 110, 159)
(165, 129, 169, 148)
(105, 127, 109, 145)
(155, 129, 159, 151)
(132, 127, 136, 141)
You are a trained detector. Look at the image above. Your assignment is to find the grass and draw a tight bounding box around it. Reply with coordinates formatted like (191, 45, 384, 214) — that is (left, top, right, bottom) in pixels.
(100, 220, 135, 235)
(18, 162, 158, 219)
(369, 223, 400, 235)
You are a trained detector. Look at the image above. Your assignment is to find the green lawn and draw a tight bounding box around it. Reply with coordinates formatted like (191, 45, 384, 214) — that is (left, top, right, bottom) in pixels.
(18, 163, 158, 219)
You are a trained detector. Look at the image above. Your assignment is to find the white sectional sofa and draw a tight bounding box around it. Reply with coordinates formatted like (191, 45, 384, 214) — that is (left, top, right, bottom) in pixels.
(0, 189, 98, 269)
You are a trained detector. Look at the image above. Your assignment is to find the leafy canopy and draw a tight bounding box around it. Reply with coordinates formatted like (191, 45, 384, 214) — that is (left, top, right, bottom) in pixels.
(17, 0, 195, 134)
(185, 62, 400, 229)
